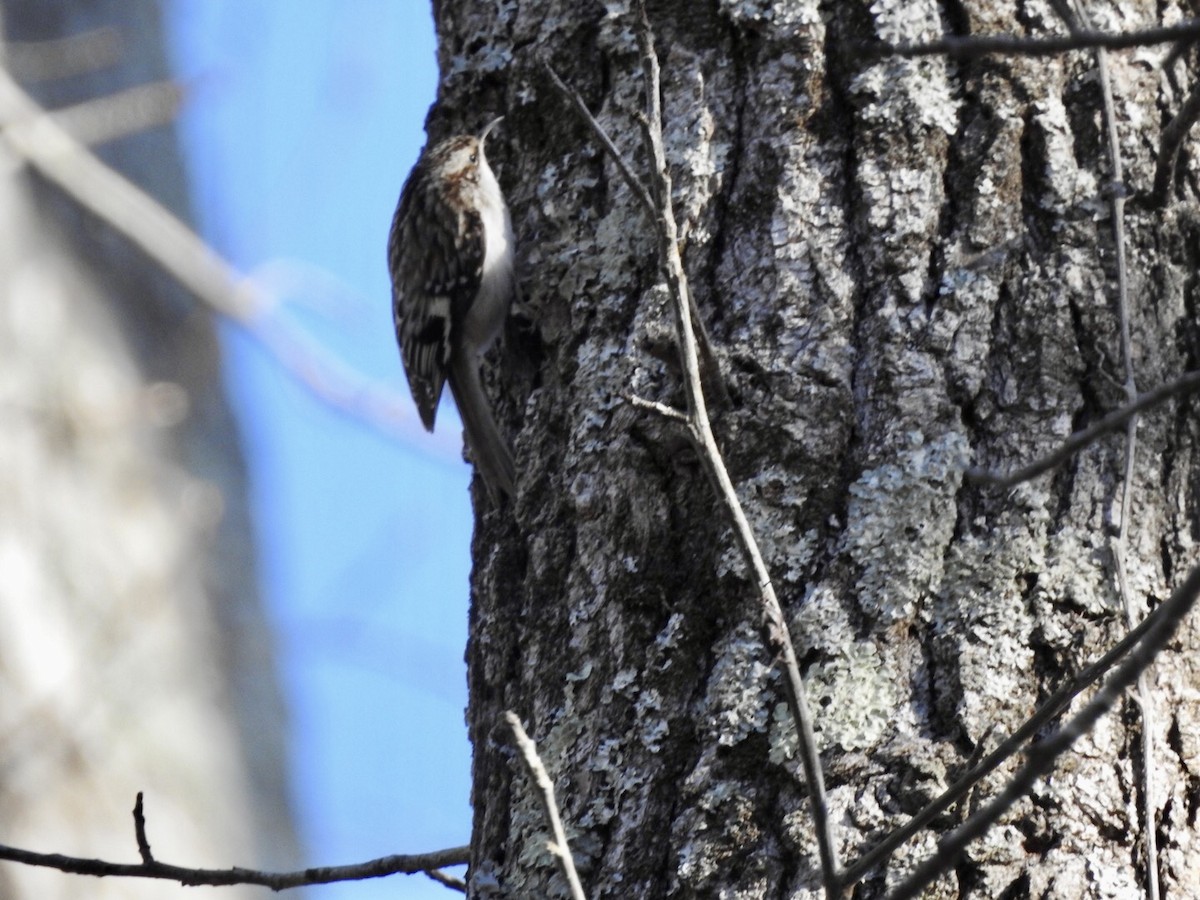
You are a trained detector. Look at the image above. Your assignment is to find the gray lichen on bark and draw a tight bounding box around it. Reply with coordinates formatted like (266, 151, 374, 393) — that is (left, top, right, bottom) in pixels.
(436, 0, 1200, 896)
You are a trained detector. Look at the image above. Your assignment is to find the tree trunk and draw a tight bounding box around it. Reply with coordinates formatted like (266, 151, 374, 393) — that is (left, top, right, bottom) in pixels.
(0, 3, 299, 897)
(443, 1, 1200, 896)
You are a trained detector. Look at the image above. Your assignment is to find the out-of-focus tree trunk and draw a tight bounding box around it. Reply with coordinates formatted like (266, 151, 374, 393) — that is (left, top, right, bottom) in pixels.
(441, 0, 1200, 896)
(0, 2, 299, 897)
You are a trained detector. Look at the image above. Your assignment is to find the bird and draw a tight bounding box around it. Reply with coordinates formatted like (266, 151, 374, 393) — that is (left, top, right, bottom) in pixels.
(387, 117, 516, 499)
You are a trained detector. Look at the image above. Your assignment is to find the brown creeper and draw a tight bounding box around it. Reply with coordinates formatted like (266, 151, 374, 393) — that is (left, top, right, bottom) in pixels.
(387, 117, 516, 498)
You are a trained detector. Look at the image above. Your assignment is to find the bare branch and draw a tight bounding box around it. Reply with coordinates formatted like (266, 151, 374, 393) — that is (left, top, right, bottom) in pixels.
(542, 61, 655, 216)
(542, 58, 728, 406)
(631, 3, 839, 892)
(5, 27, 122, 82)
(504, 712, 587, 900)
(1075, 0, 1161, 889)
(0, 776, 464, 892)
(48, 80, 184, 148)
(0, 64, 421, 443)
(885, 563, 1200, 900)
(424, 867, 468, 893)
(627, 393, 688, 423)
(131, 793, 153, 865)
(0, 839, 472, 891)
(965, 370, 1200, 488)
(875, 18, 1200, 60)
(1151, 77, 1200, 206)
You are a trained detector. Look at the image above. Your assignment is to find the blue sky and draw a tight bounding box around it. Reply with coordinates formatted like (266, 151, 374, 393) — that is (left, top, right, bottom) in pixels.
(165, 4, 472, 897)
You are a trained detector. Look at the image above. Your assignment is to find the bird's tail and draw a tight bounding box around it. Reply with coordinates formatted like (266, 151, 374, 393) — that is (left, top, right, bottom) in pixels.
(448, 355, 516, 501)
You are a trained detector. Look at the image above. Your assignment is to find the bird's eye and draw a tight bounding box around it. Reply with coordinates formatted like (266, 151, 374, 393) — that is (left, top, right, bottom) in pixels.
(469, 152, 478, 164)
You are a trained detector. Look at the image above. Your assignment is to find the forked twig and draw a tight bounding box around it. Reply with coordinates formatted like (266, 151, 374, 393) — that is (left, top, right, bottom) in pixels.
(0, 792, 470, 891)
(637, 4, 840, 892)
(544, 9, 839, 893)
(504, 712, 587, 900)
(541, 61, 655, 216)
(542, 58, 729, 407)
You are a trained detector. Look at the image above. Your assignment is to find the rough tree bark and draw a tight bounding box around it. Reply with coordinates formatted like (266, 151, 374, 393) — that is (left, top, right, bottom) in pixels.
(436, 0, 1200, 896)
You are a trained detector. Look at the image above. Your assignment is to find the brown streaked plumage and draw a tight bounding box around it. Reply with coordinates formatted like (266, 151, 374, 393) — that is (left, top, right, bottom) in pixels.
(387, 119, 516, 498)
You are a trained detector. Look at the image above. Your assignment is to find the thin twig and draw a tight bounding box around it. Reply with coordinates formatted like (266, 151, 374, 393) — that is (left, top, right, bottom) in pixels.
(1150, 76, 1200, 206)
(131, 793, 153, 864)
(1077, 1, 1160, 892)
(4, 26, 122, 82)
(45, 80, 184, 148)
(0, 63, 422, 443)
(1116, 444, 1162, 900)
(504, 712, 587, 900)
(627, 393, 689, 423)
(875, 18, 1200, 60)
(542, 57, 729, 408)
(424, 867, 468, 892)
(541, 61, 655, 216)
(0, 840, 472, 891)
(885, 563, 1200, 900)
(965, 370, 1200, 488)
(632, 3, 839, 892)
(842, 562, 1167, 885)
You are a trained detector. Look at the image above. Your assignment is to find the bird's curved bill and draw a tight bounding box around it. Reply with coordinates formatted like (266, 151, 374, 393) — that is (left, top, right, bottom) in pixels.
(479, 116, 504, 143)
